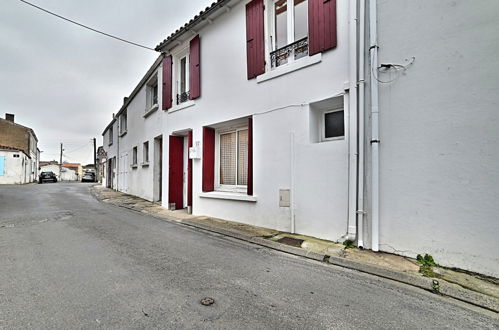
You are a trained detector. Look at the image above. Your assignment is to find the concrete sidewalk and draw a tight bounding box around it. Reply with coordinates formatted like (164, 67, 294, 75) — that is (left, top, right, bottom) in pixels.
(90, 185, 499, 313)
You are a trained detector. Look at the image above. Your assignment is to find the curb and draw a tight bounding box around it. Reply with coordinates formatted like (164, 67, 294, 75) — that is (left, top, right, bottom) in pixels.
(90, 187, 499, 313)
(326, 256, 499, 313)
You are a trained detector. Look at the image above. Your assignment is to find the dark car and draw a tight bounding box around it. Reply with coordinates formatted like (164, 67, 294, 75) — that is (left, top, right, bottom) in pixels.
(81, 172, 95, 182)
(39, 171, 57, 183)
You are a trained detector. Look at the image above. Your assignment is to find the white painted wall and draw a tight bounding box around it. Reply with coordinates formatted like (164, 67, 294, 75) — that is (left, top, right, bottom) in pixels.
(162, 0, 353, 241)
(115, 67, 164, 202)
(370, 0, 499, 276)
(0, 150, 28, 184)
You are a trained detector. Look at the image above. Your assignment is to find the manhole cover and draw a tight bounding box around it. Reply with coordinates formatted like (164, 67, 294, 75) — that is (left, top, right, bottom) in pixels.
(200, 297, 215, 306)
(277, 237, 304, 247)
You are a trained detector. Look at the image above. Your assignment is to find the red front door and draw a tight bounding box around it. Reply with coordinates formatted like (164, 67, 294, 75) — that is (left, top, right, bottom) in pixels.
(169, 136, 184, 210)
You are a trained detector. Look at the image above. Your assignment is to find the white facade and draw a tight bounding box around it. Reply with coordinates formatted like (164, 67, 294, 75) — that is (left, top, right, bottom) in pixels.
(39, 164, 78, 181)
(365, 0, 499, 277)
(101, 0, 499, 276)
(0, 150, 31, 184)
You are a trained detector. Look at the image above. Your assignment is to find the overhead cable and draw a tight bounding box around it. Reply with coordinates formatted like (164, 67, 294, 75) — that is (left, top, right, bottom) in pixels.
(19, 0, 158, 52)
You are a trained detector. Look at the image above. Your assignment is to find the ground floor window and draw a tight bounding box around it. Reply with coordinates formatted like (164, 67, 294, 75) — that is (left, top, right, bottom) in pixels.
(218, 128, 248, 188)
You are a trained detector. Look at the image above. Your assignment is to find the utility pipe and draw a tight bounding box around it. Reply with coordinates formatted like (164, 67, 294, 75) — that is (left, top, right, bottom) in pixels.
(356, 0, 366, 249)
(290, 131, 295, 234)
(369, 0, 380, 251)
(346, 0, 359, 241)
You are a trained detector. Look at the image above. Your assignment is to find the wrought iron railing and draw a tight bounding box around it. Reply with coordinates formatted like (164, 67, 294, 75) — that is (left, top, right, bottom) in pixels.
(270, 37, 309, 68)
(176, 91, 190, 105)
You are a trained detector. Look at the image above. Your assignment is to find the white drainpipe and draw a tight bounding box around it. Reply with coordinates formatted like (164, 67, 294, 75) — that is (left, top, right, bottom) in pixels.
(346, 0, 359, 241)
(356, 0, 366, 249)
(369, 0, 380, 252)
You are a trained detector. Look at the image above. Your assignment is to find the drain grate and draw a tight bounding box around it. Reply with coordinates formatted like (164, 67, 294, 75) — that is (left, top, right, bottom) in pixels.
(277, 237, 304, 247)
(200, 297, 215, 306)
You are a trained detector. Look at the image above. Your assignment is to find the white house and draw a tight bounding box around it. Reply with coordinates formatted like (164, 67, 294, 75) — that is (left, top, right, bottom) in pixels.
(0, 147, 33, 185)
(102, 0, 499, 277)
(0, 114, 39, 184)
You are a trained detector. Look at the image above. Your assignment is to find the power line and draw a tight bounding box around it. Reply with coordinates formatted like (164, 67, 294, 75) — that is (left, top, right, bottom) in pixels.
(18, 0, 158, 52)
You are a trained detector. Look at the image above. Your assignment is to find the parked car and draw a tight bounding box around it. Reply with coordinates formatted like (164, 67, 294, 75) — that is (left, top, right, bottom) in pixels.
(39, 171, 57, 183)
(81, 172, 95, 182)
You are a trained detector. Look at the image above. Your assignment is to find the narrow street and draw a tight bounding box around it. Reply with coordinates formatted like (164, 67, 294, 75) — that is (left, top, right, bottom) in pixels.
(0, 183, 496, 329)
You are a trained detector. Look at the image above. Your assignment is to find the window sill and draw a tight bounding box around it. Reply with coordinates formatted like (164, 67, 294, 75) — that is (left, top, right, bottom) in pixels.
(141, 162, 149, 167)
(257, 53, 322, 83)
(143, 104, 159, 118)
(199, 191, 257, 202)
(169, 100, 195, 113)
(131, 164, 138, 169)
(119, 131, 127, 137)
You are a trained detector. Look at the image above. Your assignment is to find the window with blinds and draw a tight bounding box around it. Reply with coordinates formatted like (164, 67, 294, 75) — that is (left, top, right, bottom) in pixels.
(219, 128, 248, 186)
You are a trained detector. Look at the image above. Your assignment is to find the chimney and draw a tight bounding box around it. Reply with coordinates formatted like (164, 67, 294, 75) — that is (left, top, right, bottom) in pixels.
(5, 113, 14, 122)
(123, 97, 129, 104)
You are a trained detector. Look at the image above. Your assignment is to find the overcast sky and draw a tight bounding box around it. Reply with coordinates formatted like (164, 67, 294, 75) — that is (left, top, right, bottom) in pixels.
(0, 0, 214, 165)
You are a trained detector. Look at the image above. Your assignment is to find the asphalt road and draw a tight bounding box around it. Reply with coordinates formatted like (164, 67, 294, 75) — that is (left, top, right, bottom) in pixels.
(0, 183, 496, 329)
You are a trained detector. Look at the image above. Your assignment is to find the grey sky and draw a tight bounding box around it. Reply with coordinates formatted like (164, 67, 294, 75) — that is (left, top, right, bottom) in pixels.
(0, 0, 214, 164)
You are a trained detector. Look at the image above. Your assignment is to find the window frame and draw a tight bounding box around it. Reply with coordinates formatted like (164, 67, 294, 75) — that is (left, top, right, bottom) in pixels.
(142, 141, 149, 165)
(108, 126, 114, 146)
(173, 47, 190, 105)
(145, 74, 159, 112)
(321, 108, 345, 142)
(214, 125, 249, 193)
(119, 110, 127, 136)
(266, 0, 309, 69)
(132, 146, 138, 167)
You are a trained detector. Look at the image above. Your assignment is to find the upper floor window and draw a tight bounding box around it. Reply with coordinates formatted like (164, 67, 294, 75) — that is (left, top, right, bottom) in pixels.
(108, 126, 114, 145)
(146, 74, 159, 112)
(119, 111, 127, 136)
(175, 50, 190, 105)
(270, 0, 309, 68)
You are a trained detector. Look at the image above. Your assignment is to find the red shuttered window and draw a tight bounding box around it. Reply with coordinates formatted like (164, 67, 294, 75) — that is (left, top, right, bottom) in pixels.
(308, 0, 337, 56)
(202, 127, 215, 192)
(189, 35, 201, 99)
(246, 0, 265, 79)
(162, 55, 173, 110)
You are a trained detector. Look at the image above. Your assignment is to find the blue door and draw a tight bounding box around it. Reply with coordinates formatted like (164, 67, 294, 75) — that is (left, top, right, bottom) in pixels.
(0, 156, 5, 176)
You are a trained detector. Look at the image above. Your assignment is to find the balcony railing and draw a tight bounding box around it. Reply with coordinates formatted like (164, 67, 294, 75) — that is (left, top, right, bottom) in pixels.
(176, 91, 190, 105)
(270, 37, 309, 69)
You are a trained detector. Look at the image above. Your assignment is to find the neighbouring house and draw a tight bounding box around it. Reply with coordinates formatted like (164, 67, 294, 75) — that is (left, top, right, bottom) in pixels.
(0, 114, 39, 184)
(101, 0, 499, 277)
(96, 146, 106, 184)
(39, 162, 81, 181)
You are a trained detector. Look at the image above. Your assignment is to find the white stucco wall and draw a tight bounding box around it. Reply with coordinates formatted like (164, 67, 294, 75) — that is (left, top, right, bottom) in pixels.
(117, 71, 164, 202)
(0, 150, 28, 184)
(371, 0, 499, 276)
(161, 0, 353, 241)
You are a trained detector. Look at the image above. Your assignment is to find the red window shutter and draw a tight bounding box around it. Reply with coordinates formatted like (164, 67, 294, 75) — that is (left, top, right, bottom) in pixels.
(187, 130, 193, 206)
(162, 55, 173, 110)
(189, 35, 201, 100)
(202, 127, 215, 192)
(246, 0, 265, 79)
(308, 0, 337, 56)
(247, 117, 253, 196)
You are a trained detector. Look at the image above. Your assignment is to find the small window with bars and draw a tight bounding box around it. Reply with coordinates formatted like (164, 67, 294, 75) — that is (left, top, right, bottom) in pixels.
(219, 128, 248, 188)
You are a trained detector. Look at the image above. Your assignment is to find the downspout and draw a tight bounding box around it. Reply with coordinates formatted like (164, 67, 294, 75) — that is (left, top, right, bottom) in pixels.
(356, 0, 366, 249)
(369, 0, 380, 251)
(346, 0, 359, 241)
